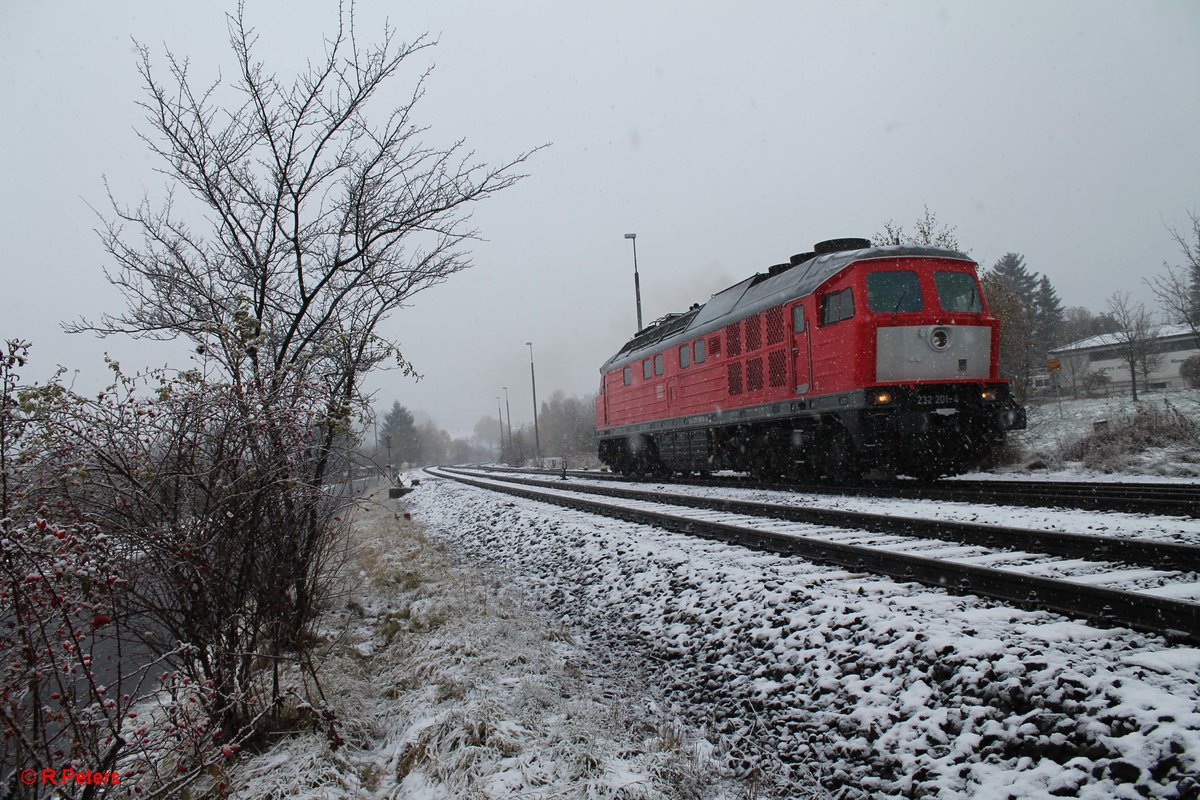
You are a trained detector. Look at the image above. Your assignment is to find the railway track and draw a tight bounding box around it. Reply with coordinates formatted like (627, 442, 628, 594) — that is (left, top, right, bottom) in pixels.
(473, 465, 1200, 518)
(426, 466, 1200, 645)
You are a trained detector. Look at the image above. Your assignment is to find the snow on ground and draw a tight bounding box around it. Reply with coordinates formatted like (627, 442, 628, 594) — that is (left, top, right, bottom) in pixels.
(403, 475, 1200, 799)
(228, 389, 1200, 798)
(228, 487, 756, 800)
(982, 388, 1200, 480)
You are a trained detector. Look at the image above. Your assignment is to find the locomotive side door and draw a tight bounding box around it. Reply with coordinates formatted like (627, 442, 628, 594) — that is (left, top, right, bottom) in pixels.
(791, 302, 812, 395)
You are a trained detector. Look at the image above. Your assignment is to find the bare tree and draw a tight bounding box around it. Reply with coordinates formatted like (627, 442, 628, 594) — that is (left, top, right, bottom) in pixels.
(53, 4, 540, 783)
(1145, 210, 1200, 344)
(71, 7, 537, 623)
(81, 8, 539, 385)
(1106, 291, 1159, 402)
(874, 205, 963, 251)
(1060, 348, 1090, 398)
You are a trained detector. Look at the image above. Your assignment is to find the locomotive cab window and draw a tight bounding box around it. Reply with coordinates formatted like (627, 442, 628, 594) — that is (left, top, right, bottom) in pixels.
(820, 287, 855, 325)
(693, 339, 706, 363)
(935, 271, 983, 312)
(679, 344, 690, 368)
(654, 353, 664, 376)
(643, 359, 652, 380)
(867, 271, 923, 313)
(623, 366, 632, 385)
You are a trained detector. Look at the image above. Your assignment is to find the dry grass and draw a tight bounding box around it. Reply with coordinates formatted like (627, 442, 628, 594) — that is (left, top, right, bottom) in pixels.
(225, 484, 741, 799)
(1054, 400, 1200, 474)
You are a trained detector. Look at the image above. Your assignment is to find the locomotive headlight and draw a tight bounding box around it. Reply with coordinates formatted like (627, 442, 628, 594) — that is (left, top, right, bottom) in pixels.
(869, 390, 893, 405)
(981, 389, 999, 402)
(929, 327, 951, 351)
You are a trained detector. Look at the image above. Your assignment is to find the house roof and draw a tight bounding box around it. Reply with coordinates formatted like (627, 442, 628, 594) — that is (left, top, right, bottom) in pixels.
(1050, 323, 1199, 354)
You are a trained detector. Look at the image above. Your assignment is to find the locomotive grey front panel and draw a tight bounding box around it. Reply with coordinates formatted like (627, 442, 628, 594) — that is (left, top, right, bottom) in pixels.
(875, 325, 991, 382)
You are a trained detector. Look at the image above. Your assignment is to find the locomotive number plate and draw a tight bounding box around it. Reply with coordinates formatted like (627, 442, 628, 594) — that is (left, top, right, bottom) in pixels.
(915, 394, 952, 407)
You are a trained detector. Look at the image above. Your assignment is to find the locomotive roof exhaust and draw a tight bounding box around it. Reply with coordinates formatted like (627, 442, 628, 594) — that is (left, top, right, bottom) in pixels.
(813, 237, 871, 254)
(777, 239, 866, 276)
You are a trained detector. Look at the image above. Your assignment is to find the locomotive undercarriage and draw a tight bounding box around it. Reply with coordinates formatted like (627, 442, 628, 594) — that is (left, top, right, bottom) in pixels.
(598, 384, 1024, 482)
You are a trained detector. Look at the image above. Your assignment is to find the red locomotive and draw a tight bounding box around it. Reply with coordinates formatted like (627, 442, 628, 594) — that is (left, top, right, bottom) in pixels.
(594, 238, 1025, 481)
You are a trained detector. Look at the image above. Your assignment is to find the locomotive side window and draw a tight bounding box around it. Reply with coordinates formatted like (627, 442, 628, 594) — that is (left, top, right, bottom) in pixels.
(867, 271, 924, 313)
(792, 304, 806, 333)
(820, 288, 855, 325)
(679, 344, 691, 368)
(623, 366, 632, 385)
(654, 353, 664, 376)
(643, 359, 652, 380)
(694, 339, 706, 363)
(935, 271, 983, 312)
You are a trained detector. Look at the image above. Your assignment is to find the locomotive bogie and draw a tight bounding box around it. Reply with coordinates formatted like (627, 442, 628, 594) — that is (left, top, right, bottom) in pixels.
(594, 242, 1026, 480)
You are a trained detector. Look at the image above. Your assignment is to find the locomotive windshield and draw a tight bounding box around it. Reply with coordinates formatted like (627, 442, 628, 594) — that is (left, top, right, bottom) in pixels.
(935, 271, 983, 312)
(866, 270, 923, 313)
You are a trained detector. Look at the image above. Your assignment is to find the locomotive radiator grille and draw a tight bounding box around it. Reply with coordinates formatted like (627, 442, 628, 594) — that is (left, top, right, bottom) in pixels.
(766, 306, 786, 345)
(747, 357, 763, 392)
(768, 349, 786, 387)
(745, 313, 762, 351)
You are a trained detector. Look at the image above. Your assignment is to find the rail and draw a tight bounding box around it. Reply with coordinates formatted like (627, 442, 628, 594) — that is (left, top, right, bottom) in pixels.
(428, 467, 1200, 645)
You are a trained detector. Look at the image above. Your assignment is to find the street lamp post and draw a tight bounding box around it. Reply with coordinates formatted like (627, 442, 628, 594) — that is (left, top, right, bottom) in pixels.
(502, 385, 513, 447)
(625, 232, 643, 332)
(525, 342, 541, 463)
(496, 396, 504, 460)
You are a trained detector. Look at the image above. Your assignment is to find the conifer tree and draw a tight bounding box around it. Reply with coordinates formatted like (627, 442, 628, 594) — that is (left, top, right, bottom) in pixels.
(381, 401, 423, 466)
(989, 253, 1038, 310)
(1033, 274, 1065, 351)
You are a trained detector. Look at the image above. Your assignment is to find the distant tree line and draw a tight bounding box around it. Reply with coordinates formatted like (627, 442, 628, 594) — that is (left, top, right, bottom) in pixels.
(374, 389, 599, 468)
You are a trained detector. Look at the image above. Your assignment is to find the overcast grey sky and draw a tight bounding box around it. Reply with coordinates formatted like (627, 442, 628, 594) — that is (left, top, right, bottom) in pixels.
(2, 1, 1198, 436)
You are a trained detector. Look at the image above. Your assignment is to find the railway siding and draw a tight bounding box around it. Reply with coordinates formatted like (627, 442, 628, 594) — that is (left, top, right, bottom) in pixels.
(433, 467, 1200, 644)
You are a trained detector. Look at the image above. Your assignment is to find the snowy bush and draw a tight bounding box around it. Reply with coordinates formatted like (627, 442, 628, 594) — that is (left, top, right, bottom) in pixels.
(2, 343, 357, 796)
(1182, 354, 1200, 390)
(0, 340, 152, 793)
(1058, 401, 1200, 473)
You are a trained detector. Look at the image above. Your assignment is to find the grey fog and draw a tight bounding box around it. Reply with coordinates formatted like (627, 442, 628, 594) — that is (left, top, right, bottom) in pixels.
(1, 0, 1197, 436)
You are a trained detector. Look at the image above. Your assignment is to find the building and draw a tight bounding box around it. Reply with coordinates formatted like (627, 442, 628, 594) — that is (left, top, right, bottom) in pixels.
(1049, 324, 1200, 394)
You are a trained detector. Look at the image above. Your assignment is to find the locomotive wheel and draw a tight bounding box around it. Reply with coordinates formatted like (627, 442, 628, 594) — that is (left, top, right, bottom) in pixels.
(823, 428, 861, 484)
(910, 462, 945, 482)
